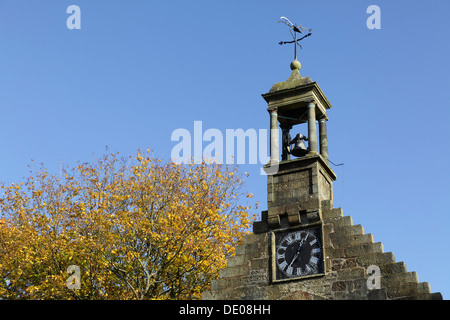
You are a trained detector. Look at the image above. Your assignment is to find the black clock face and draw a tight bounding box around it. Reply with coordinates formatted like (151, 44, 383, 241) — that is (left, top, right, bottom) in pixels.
(273, 226, 324, 281)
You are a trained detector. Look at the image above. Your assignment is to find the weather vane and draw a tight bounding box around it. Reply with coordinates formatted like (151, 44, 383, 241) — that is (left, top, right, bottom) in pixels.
(278, 16, 312, 61)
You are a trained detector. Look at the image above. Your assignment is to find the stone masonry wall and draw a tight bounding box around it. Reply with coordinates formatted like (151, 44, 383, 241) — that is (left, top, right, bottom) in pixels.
(202, 202, 442, 300)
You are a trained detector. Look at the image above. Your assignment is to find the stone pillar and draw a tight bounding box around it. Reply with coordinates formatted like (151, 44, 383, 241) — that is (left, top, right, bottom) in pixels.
(319, 118, 329, 163)
(307, 102, 318, 153)
(270, 109, 279, 163)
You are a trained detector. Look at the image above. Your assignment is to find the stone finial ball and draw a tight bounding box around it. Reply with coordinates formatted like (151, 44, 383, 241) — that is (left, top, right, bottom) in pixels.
(290, 60, 301, 70)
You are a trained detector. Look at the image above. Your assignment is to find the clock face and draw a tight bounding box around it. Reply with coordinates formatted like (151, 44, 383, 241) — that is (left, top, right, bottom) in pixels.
(273, 226, 324, 281)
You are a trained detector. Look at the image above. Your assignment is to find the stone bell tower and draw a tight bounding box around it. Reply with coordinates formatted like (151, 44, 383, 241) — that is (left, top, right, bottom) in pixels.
(255, 59, 335, 234)
(202, 59, 442, 300)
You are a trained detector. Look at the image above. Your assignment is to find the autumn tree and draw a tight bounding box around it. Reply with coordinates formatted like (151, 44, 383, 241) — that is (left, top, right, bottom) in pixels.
(0, 149, 256, 299)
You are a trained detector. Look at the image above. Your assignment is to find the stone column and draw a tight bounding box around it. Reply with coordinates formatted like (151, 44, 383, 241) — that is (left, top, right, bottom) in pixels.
(319, 118, 329, 163)
(307, 102, 318, 153)
(270, 109, 279, 163)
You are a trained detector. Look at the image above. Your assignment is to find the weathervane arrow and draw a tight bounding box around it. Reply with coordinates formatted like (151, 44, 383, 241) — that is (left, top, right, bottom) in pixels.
(278, 16, 312, 61)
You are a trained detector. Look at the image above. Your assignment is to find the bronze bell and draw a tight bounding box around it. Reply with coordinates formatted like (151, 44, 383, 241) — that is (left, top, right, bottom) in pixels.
(290, 133, 309, 157)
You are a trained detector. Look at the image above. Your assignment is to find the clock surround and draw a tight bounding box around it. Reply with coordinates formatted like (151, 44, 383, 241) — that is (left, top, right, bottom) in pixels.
(271, 223, 325, 283)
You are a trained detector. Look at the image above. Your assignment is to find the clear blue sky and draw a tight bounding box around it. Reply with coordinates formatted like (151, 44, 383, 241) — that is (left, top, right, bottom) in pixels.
(1, 0, 449, 299)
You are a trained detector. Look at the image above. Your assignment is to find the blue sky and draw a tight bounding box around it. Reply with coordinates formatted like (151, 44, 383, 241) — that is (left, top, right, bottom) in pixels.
(0, 0, 449, 299)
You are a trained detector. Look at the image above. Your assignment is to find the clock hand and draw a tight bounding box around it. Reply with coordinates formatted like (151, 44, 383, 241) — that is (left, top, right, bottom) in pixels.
(289, 238, 305, 267)
(297, 234, 308, 251)
(289, 252, 300, 267)
(288, 234, 311, 267)
(297, 240, 304, 252)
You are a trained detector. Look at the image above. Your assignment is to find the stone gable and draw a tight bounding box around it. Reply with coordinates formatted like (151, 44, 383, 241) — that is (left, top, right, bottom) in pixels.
(202, 202, 442, 300)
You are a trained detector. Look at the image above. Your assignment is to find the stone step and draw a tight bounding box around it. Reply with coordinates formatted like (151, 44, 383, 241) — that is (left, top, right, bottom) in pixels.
(323, 215, 353, 228)
(356, 252, 396, 266)
(378, 262, 407, 275)
(322, 208, 344, 219)
(387, 281, 432, 299)
(355, 269, 434, 300)
(226, 254, 246, 268)
(382, 271, 419, 284)
(380, 271, 433, 299)
(343, 242, 384, 257)
(329, 233, 374, 247)
(331, 257, 404, 277)
(321, 200, 334, 210)
(333, 224, 365, 237)
(325, 242, 384, 259)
